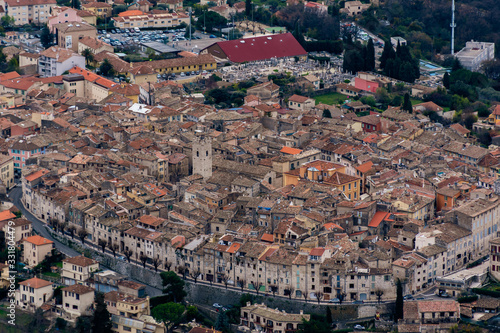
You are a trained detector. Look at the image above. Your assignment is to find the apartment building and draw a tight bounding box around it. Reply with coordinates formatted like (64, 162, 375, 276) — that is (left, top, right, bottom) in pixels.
(455, 41, 495, 72)
(22, 235, 53, 267)
(0, 154, 14, 190)
(490, 237, 500, 281)
(446, 198, 500, 258)
(104, 291, 150, 318)
(81, 2, 112, 18)
(2, 218, 31, 244)
(62, 284, 95, 318)
(112, 10, 189, 30)
(16, 277, 53, 311)
(38, 47, 85, 77)
(62, 255, 99, 286)
(5, 0, 57, 25)
(53, 21, 97, 52)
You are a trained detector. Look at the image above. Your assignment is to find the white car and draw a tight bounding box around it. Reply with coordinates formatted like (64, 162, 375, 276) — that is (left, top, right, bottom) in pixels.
(354, 325, 365, 331)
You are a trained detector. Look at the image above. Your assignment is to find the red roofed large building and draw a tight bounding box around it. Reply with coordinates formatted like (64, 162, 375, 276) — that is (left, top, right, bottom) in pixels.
(201, 33, 307, 63)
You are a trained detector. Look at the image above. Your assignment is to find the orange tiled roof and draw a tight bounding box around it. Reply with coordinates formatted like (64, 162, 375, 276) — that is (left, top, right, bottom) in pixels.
(23, 235, 53, 246)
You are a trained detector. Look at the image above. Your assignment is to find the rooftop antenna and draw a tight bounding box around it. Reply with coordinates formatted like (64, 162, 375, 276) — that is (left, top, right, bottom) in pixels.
(451, 0, 456, 55)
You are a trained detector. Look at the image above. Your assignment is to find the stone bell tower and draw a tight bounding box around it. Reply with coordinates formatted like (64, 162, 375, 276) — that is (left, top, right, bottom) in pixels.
(192, 130, 212, 179)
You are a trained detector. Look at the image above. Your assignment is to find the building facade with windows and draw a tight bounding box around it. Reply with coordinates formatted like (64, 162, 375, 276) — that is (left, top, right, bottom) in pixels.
(5, 0, 57, 25)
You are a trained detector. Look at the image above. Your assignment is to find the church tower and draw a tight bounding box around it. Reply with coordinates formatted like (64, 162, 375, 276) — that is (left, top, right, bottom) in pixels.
(192, 131, 212, 179)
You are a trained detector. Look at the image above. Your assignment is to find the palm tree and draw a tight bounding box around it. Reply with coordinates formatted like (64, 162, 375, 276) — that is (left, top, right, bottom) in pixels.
(82, 48, 94, 66)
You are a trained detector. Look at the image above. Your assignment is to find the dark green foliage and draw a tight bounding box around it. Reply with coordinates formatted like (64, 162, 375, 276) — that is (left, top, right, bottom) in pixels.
(33, 249, 64, 274)
(478, 132, 492, 147)
(464, 115, 476, 130)
(245, 0, 251, 16)
(279, 4, 340, 41)
(379, 42, 419, 83)
(457, 295, 478, 303)
(40, 26, 55, 48)
(152, 302, 185, 329)
(1, 15, 14, 29)
(99, 59, 115, 77)
(215, 310, 230, 333)
(472, 288, 500, 298)
(92, 292, 112, 333)
(402, 93, 412, 112)
(27, 308, 49, 333)
(55, 317, 68, 330)
(380, 41, 396, 71)
(365, 38, 375, 71)
(113, 5, 128, 16)
(326, 307, 333, 324)
(297, 318, 331, 333)
(395, 279, 404, 320)
(343, 49, 364, 73)
(443, 72, 450, 89)
(75, 316, 92, 333)
(160, 271, 186, 303)
(195, 11, 227, 32)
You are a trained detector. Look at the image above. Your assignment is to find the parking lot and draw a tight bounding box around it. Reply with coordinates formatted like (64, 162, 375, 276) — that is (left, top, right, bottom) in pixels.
(98, 28, 224, 54)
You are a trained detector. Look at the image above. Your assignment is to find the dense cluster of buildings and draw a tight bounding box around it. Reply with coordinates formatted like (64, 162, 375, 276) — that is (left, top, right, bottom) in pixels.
(0, 0, 499, 331)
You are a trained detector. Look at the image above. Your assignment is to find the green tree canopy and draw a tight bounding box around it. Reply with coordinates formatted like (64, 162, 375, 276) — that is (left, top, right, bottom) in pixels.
(152, 302, 185, 333)
(40, 26, 55, 49)
(195, 11, 227, 32)
(92, 292, 112, 333)
(160, 271, 186, 302)
(99, 58, 115, 77)
(402, 93, 412, 112)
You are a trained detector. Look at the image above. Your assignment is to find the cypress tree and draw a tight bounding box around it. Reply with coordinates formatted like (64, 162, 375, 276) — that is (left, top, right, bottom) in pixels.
(395, 279, 404, 321)
(443, 72, 450, 89)
(380, 41, 396, 70)
(366, 38, 375, 71)
(402, 93, 412, 112)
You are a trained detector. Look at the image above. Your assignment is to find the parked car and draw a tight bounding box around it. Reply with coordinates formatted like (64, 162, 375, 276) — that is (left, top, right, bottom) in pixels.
(328, 298, 340, 303)
(209, 35, 216, 38)
(354, 324, 365, 330)
(212, 303, 222, 308)
(438, 292, 451, 298)
(403, 294, 414, 300)
(353, 300, 364, 304)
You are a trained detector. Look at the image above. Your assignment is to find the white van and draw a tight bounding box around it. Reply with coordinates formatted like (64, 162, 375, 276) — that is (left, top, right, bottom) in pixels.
(134, 27, 140, 32)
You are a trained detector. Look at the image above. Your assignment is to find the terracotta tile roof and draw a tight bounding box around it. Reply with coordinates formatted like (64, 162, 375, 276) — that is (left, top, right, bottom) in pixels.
(63, 255, 98, 267)
(325, 171, 361, 185)
(19, 277, 52, 289)
(280, 146, 302, 155)
(129, 65, 155, 75)
(118, 10, 145, 16)
(62, 284, 94, 294)
(0, 209, 16, 221)
(368, 211, 390, 228)
(79, 36, 111, 50)
(288, 94, 311, 103)
(25, 169, 50, 182)
(69, 66, 117, 89)
(261, 233, 274, 242)
(5, 0, 56, 6)
(355, 161, 373, 173)
(23, 235, 53, 246)
(82, 2, 111, 8)
(417, 300, 459, 313)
